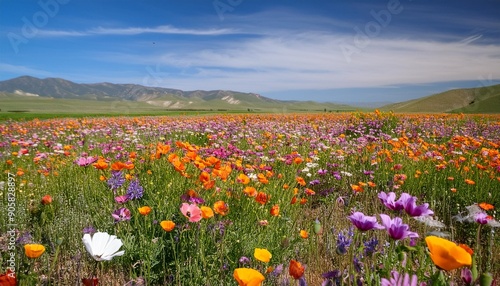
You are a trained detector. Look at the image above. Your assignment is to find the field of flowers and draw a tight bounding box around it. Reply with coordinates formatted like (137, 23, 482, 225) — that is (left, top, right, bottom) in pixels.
(0, 111, 499, 285)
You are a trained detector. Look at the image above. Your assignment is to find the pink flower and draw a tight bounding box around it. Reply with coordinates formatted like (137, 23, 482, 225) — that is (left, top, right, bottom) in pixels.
(75, 156, 97, 167)
(180, 203, 202, 222)
(348, 212, 384, 231)
(380, 214, 418, 240)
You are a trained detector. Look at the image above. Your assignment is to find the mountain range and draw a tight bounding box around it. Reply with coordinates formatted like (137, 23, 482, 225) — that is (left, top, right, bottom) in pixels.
(1, 76, 499, 113)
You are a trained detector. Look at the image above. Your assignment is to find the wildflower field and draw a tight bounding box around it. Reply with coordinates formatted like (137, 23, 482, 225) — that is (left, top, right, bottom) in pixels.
(1, 112, 499, 285)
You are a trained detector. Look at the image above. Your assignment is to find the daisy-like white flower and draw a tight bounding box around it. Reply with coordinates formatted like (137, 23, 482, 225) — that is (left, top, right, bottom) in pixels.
(82, 232, 125, 261)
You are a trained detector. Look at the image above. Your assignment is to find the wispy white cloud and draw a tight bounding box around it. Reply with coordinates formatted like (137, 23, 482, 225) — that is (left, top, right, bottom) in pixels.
(37, 25, 237, 37)
(0, 63, 53, 77)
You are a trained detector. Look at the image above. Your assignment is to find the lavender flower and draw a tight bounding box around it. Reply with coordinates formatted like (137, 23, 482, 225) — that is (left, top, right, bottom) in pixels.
(474, 212, 489, 225)
(126, 179, 144, 200)
(82, 226, 96, 235)
(401, 196, 434, 217)
(238, 256, 250, 265)
(348, 212, 384, 231)
(321, 270, 341, 286)
(336, 229, 353, 255)
(379, 214, 418, 240)
(381, 270, 421, 286)
(364, 237, 378, 256)
(107, 171, 125, 191)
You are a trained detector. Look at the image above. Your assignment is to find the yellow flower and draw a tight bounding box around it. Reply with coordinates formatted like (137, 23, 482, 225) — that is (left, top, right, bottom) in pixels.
(201, 206, 214, 219)
(24, 244, 45, 258)
(160, 220, 175, 232)
(254, 248, 272, 263)
(233, 268, 265, 286)
(138, 206, 152, 216)
(425, 236, 472, 271)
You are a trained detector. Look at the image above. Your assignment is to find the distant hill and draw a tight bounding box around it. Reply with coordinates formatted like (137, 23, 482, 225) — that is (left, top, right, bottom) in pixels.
(0, 76, 355, 112)
(380, 84, 500, 113)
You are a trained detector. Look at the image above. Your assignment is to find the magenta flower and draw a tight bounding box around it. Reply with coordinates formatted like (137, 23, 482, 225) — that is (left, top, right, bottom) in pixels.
(348, 212, 384, 231)
(75, 156, 97, 167)
(112, 208, 131, 222)
(378, 192, 405, 211)
(180, 203, 202, 222)
(379, 214, 418, 240)
(401, 196, 434, 217)
(114, 195, 129, 204)
(474, 212, 489, 225)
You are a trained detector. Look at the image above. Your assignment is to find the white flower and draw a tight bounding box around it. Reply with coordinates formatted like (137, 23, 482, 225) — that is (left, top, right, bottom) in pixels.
(82, 232, 125, 261)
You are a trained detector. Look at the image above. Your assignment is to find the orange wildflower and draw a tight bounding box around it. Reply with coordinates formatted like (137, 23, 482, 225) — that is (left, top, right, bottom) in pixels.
(254, 248, 272, 263)
(296, 177, 306, 186)
(233, 268, 265, 286)
(255, 192, 270, 205)
(41, 195, 52, 205)
(351, 184, 364, 192)
(290, 196, 297, 205)
(465, 179, 475, 185)
(479, 202, 494, 211)
(299, 198, 307, 205)
(257, 173, 268, 184)
(201, 206, 214, 219)
(243, 186, 257, 197)
(450, 188, 457, 193)
(160, 220, 175, 232)
(270, 204, 280, 217)
(111, 161, 134, 171)
(300, 230, 309, 239)
(304, 188, 315, 196)
(237, 173, 251, 184)
(289, 260, 305, 279)
(425, 236, 471, 271)
(92, 159, 108, 170)
(24, 244, 45, 259)
(293, 157, 303, 164)
(138, 206, 152, 216)
(214, 201, 229, 216)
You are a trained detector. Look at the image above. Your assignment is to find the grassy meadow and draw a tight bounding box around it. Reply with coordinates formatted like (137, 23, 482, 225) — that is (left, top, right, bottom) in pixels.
(1, 111, 499, 285)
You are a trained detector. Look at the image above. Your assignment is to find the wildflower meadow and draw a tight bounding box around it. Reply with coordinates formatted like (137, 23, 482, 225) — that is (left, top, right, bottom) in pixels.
(0, 112, 499, 285)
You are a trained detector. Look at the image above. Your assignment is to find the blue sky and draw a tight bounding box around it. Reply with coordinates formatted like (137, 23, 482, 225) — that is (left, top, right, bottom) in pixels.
(1, 0, 499, 103)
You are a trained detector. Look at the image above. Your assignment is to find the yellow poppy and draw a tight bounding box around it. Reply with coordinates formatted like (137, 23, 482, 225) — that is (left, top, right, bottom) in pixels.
(425, 236, 472, 271)
(24, 244, 45, 258)
(254, 248, 272, 263)
(233, 268, 265, 286)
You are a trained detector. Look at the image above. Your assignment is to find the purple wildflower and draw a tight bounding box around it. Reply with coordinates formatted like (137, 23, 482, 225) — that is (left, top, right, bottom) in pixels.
(461, 268, 473, 285)
(402, 196, 434, 217)
(474, 212, 489, 225)
(348, 212, 385, 231)
(114, 195, 129, 204)
(82, 226, 96, 235)
(364, 237, 379, 256)
(336, 229, 353, 255)
(378, 191, 405, 211)
(271, 264, 284, 276)
(309, 179, 321, 186)
(75, 156, 97, 167)
(381, 270, 421, 286)
(16, 232, 33, 245)
(238, 256, 250, 265)
(322, 270, 341, 286)
(112, 208, 131, 222)
(126, 179, 144, 200)
(379, 214, 418, 240)
(107, 171, 125, 191)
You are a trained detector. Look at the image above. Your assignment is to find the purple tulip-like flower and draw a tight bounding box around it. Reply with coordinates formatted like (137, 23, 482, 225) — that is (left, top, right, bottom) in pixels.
(402, 196, 434, 217)
(378, 192, 405, 211)
(461, 268, 473, 285)
(348, 212, 385, 231)
(112, 208, 131, 222)
(380, 214, 418, 240)
(474, 212, 489, 225)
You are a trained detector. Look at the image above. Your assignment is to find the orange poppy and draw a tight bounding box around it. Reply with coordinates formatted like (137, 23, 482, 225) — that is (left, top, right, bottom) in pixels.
(243, 186, 257, 197)
(233, 268, 265, 286)
(257, 173, 268, 184)
(425, 236, 471, 271)
(214, 201, 229, 216)
(289, 259, 305, 279)
(255, 192, 270, 205)
(92, 159, 108, 170)
(270, 205, 280, 217)
(160, 220, 175, 232)
(296, 177, 306, 186)
(138, 206, 152, 216)
(24, 244, 45, 258)
(201, 206, 214, 219)
(465, 179, 475, 185)
(41, 195, 52, 205)
(237, 173, 251, 184)
(0, 269, 16, 286)
(254, 248, 272, 263)
(479, 202, 494, 211)
(300, 230, 309, 239)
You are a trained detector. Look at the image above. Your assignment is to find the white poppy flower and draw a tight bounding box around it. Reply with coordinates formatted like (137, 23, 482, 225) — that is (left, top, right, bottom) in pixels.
(82, 232, 125, 261)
